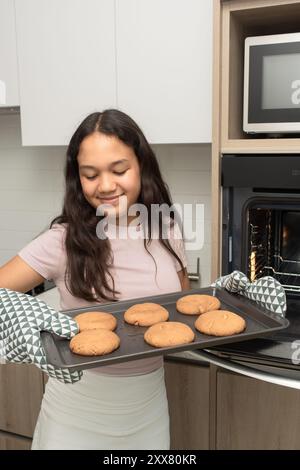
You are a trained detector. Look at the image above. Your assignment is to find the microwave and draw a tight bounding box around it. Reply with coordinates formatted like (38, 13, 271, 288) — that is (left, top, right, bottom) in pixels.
(243, 32, 300, 134)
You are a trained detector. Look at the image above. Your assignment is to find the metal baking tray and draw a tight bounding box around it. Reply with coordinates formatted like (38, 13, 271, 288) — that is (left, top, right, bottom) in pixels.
(40, 287, 289, 371)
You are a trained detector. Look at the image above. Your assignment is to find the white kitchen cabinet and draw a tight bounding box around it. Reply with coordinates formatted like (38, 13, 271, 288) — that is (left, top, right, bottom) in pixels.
(0, 0, 19, 107)
(15, 0, 116, 146)
(14, 0, 212, 145)
(115, 0, 212, 143)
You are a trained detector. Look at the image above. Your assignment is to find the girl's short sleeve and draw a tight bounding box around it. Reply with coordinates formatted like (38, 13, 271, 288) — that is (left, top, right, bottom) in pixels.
(168, 222, 188, 272)
(18, 224, 66, 282)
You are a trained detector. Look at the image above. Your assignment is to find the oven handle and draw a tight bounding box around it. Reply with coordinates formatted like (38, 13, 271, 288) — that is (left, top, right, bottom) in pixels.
(183, 350, 300, 390)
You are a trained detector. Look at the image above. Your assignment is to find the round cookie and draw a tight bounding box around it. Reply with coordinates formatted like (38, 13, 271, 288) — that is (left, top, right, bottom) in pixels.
(195, 310, 246, 336)
(144, 321, 195, 347)
(74, 311, 117, 332)
(70, 329, 120, 356)
(176, 294, 221, 315)
(124, 302, 169, 326)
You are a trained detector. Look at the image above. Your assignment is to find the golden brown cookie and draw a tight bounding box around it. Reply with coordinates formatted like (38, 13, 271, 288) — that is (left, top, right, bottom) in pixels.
(74, 311, 117, 332)
(70, 329, 120, 356)
(124, 302, 169, 326)
(176, 294, 221, 315)
(194, 310, 246, 336)
(144, 321, 195, 347)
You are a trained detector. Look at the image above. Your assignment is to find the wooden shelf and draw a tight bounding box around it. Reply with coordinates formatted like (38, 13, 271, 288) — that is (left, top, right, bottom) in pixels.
(222, 138, 300, 154)
(220, 0, 300, 153)
(211, 0, 300, 279)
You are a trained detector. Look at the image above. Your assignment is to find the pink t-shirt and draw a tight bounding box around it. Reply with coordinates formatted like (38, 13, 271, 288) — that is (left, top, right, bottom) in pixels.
(18, 223, 187, 376)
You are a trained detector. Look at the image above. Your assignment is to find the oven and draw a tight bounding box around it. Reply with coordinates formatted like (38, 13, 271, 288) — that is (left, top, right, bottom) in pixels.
(188, 154, 300, 388)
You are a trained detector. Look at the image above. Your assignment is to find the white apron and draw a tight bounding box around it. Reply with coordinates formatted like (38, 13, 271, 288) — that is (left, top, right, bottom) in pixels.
(32, 366, 170, 450)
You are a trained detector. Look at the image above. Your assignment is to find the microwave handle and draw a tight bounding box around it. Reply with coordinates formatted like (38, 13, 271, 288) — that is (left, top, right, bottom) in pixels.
(182, 350, 300, 390)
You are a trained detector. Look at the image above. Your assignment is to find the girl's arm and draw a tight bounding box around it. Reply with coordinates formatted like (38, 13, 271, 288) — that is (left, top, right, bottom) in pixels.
(0, 255, 45, 293)
(177, 267, 190, 291)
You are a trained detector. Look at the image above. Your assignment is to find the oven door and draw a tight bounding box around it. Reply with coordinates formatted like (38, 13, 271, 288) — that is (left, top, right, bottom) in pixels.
(176, 349, 300, 390)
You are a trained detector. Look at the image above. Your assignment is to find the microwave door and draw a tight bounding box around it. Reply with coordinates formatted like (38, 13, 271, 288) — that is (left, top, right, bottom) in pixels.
(180, 350, 300, 390)
(244, 33, 300, 134)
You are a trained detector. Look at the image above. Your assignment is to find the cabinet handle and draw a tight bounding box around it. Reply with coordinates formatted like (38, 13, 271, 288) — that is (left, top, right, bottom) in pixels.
(228, 236, 232, 263)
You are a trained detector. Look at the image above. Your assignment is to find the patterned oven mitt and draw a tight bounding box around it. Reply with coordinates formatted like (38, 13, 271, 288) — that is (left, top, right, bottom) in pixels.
(212, 270, 287, 317)
(0, 288, 82, 384)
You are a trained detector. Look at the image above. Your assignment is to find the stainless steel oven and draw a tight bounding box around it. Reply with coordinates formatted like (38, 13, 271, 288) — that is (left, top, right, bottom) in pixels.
(190, 155, 300, 388)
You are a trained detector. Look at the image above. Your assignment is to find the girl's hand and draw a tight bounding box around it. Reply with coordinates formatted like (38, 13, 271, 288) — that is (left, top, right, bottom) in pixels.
(0, 288, 82, 384)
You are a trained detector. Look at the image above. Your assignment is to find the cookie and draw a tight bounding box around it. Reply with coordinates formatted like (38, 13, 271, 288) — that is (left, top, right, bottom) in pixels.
(124, 302, 169, 326)
(144, 321, 195, 347)
(74, 311, 117, 332)
(176, 294, 221, 315)
(70, 329, 120, 356)
(194, 310, 246, 336)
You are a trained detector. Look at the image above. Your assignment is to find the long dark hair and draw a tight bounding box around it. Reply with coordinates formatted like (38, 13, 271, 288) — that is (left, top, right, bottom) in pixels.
(51, 109, 184, 302)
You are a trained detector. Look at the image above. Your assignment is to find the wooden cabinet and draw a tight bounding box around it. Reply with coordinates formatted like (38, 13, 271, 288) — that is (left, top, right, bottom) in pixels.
(0, 364, 44, 438)
(116, 0, 212, 143)
(0, 431, 31, 450)
(214, 0, 300, 154)
(1, 358, 300, 449)
(165, 360, 300, 449)
(0, 0, 19, 106)
(216, 369, 300, 449)
(14, 0, 116, 146)
(211, 0, 300, 279)
(164, 360, 210, 449)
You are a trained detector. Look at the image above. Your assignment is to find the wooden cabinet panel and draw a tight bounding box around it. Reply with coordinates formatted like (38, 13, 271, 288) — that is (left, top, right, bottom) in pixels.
(216, 369, 300, 449)
(164, 361, 210, 449)
(0, 364, 44, 438)
(0, 431, 31, 450)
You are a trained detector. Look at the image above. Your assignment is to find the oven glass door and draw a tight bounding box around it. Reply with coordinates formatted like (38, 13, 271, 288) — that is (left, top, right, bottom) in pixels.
(220, 155, 300, 384)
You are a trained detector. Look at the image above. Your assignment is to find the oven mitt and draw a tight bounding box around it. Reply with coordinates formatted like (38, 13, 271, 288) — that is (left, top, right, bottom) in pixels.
(0, 287, 82, 384)
(212, 270, 287, 317)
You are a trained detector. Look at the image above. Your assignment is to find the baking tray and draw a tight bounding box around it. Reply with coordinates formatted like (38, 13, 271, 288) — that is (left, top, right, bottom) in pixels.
(40, 287, 289, 371)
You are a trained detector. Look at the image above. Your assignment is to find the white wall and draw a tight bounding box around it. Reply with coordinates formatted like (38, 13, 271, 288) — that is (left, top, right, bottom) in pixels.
(0, 114, 211, 287)
(154, 143, 211, 287)
(0, 113, 65, 266)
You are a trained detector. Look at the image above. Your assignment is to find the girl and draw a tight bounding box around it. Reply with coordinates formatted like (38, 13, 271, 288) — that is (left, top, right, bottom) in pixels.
(0, 109, 190, 450)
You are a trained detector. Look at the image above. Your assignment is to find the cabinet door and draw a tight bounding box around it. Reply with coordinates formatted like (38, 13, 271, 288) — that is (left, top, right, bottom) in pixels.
(0, 0, 19, 106)
(216, 369, 300, 449)
(0, 364, 44, 438)
(164, 361, 210, 449)
(116, 0, 212, 143)
(15, 0, 116, 145)
(0, 431, 31, 450)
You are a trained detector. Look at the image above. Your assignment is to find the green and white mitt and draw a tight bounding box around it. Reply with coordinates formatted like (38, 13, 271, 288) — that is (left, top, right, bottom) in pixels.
(212, 270, 286, 317)
(0, 288, 82, 384)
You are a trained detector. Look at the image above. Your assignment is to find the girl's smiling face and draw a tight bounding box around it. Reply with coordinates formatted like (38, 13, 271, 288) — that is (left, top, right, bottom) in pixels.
(78, 132, 141, 222)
